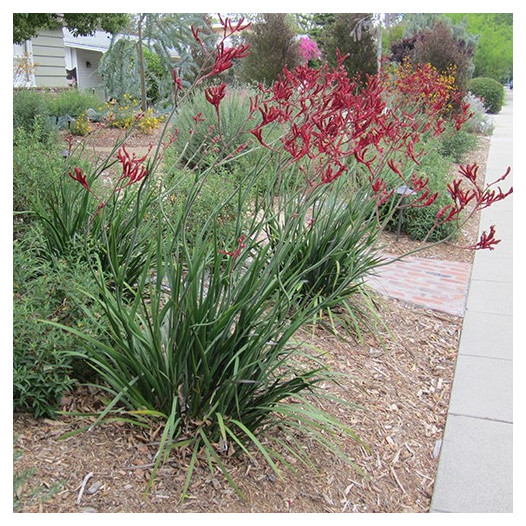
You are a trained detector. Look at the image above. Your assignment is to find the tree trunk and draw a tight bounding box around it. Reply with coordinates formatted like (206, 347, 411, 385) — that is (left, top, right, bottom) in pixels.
(137, 14, 147, 112)
(377, 14, 383, 76)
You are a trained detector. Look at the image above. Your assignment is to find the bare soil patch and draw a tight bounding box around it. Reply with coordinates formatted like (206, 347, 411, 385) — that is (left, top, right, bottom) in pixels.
(13, 131, 491, 513)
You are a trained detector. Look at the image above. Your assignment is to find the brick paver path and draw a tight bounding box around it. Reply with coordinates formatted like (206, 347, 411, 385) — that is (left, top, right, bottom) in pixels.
(366, 256, 472, 317)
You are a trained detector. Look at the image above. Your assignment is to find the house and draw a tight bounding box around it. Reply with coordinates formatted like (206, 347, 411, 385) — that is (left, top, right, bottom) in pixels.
(62, 28, 117, 96)
(13, 21, 229, 97)
(13, 27, 118, 97)
(13, 28, 67, 88)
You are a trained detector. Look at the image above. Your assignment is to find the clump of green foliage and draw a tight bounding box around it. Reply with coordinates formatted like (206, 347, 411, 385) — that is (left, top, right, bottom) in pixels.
(13, 226, 104, 417)
(13, 90, 55, 139)
(381, 148, 458, 243)
(13, 88, 105, 138)
(47, 89, 104, 119)
(468, 77, 505, 114)
(239, 13, 301, 85)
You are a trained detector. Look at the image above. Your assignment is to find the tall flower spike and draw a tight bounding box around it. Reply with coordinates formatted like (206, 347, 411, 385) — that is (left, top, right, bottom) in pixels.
(211, 42, 251, 77)
(218, 14, 251, 38)
(219, 235, 247, 260)
(172, 69, 183, 92)
(459, 163, 479, 184)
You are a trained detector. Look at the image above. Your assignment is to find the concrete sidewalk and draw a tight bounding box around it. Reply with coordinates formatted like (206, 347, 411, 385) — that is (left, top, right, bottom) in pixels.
(430, 89, 513, 513)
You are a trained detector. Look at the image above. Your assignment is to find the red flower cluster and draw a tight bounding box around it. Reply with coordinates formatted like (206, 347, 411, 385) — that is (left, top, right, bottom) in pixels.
(67, 144, 154, 218)
(191, 16, 251, 85)
(66, 164, 107, 218)
(116, 145, 150, 190)
(370, 177, 394, 205)
(219, 235, 246, 260)
(241, 57, 513, 250)
(432, 163, 513, 249)
(68, 166, 90, 190)
(210, 42, 251, 77)
(248, 56, 462, 194)
(205, 83, 227, 116)
(441, 163, 513, 222)
(248, 60, 387, 187)
(386, 61, 474, 138)
(471, 225, 500, 251)
(216, 14, 251, 37)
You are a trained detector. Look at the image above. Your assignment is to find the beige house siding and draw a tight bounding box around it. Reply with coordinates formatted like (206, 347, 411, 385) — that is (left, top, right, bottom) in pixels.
(31, 29, 67, 87)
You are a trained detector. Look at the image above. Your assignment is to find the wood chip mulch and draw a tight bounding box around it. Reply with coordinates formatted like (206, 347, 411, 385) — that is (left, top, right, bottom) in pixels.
(13, 131, 491, 513)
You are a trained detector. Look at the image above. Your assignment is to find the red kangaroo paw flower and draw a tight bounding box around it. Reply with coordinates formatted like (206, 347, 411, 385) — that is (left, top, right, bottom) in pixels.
(211, 43, 251, 76)
(172, 69, 183, 92)
(220, 235, 247, 260)
(387, 159, 403, 177)
(116, 145, 150, 188)
(471, 225, 501, 250)
(459, 163, 480, 184)
(249, 126, 271, 148)
(68, 166, 90, 190)
(205, 83, 227, 117)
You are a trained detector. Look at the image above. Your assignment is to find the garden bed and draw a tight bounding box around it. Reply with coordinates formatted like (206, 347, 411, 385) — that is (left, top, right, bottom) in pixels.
(13, 130, 491, 513)
(13, 297, 461, 513)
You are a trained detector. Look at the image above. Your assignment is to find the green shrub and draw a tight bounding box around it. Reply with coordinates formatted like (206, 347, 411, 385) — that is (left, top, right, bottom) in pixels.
(13, 127, 64, 219)
(382, 149, 458, 242)
(143, 48, 165, 105)
(13, 227, 104, 417)
(47, 89, 105, 119)
(438, 125, 479, 163)
(13, 89, 55, 139)
(399, 193, 457, 243)
(169, 86, 254, 169)
(13, 89, 105, 139)
(468, 77, 505, 114)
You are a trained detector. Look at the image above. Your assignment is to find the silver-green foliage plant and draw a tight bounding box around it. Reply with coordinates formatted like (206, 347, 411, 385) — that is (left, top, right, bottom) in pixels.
(168, 86, 254, 169)
(462, 92, 494, 135)
(99, 13, 213, 105)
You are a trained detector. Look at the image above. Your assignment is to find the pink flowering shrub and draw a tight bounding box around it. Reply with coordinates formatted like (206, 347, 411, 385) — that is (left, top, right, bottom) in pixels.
(298, 36, 322, 64)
